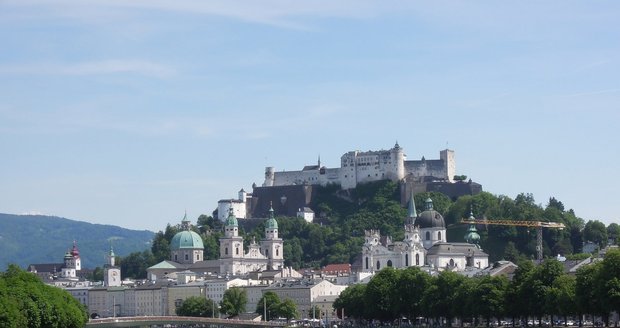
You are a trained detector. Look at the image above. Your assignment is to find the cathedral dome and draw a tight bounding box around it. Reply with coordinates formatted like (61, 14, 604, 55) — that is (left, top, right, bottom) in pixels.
(225, 210, 238, 227)
(266, 217, 278, 229)
(265, 205, 278, 229)
(170, 230, 204, 251)
(416, 198, 445, 229)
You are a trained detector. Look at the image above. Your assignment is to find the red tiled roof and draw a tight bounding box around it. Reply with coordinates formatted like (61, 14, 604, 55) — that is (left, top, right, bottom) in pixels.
(322, 263, 351, 274)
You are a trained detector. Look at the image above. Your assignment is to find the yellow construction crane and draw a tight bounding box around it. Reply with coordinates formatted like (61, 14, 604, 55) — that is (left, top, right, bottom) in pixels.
(461, 218, 565, 260)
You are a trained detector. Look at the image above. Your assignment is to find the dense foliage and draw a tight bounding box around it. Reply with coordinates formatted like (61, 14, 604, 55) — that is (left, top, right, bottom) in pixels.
(255, 291, 299, 321)
(0, 265, 88, 328)
(334, 250, 620, 325)
(220, 287, 248, 317)
(120, 180, 614, 276)
(176, 296, 219, 317)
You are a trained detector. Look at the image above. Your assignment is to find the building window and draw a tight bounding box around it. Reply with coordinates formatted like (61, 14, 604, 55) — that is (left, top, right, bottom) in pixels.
(236, 247, 239, 255)
(405, 254, 409, 266)
(387, 260, 393, 267)
(276, 249, 279, 256)
(416, 253, 420, 266)
(174, 254, 177, 261)
(365, 257, 369, 270)
(185, 254, 189, 261)
(426, 231, 431, 240)
(225, 247, 228, 255)
(376, 261, 381, 270)
(265, 249, 269, 256)
(438, 231, 442, 240)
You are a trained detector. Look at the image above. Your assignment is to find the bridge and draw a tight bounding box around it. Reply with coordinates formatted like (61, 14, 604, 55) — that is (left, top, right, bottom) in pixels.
(86, 316, 289, 328)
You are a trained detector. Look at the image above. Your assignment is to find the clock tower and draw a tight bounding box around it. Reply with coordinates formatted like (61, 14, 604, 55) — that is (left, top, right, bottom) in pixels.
(104, 243, 121, 287)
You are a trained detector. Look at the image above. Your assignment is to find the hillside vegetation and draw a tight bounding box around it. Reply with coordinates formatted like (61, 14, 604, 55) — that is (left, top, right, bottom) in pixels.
(119, 181, 617, 278)
(0, 213, 154, 270)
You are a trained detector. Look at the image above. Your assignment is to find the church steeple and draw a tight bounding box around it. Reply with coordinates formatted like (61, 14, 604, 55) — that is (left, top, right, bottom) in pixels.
(107, 241, 116, 267)
(181, 210, 191, 230)
(407, 192, 417, 224)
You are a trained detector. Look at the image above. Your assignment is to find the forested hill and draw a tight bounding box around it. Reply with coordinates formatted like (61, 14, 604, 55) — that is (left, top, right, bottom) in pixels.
(256, 181, 613, 267)
(0, 213, 154, 270)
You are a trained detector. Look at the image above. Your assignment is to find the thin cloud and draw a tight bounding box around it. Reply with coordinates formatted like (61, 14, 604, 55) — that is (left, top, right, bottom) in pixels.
(0, 60, 175, 78)
(4, 0, 397, 29)
(562, 88, 620, 98)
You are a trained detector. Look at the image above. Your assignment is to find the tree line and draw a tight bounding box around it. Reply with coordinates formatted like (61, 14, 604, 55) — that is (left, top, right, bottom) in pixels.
(115, 181, 619, 279)
(333, 249, 620, 327)
(176, 287, 300, 321)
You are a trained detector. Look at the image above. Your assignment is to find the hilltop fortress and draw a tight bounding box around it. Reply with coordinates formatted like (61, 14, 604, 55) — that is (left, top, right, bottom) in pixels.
(263, 142, 455, 189)
(217, 143, 481, 221)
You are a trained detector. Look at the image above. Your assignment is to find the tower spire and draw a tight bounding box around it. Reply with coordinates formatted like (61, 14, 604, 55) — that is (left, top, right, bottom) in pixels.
(407, 192, 417, 223)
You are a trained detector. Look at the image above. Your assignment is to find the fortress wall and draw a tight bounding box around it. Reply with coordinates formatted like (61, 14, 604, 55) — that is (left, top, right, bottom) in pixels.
(272, 170, 320, 186)
(318, 167, 341, 186)
(404, 159, 447, 180)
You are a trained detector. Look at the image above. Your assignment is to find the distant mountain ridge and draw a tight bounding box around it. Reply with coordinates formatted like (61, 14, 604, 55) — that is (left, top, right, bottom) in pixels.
(0, 213, 154, 270)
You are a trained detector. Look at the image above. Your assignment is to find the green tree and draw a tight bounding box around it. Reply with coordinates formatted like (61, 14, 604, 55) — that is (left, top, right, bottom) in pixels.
(547, 275, 577, 325)
(364, 267, 401, 321)
(421, 271, 464, 324)
(473, 275, 508, 326)
(119, 250, 156, 279)
(176, 296, 218, 317)
(575, 262, 604, 324)
(607, 223, 620, 245)
(256, 291, 281, 321)
(596, 249, 620, 324)
(398, 266, 431, 322)
(220, 287, 247, 317)
(0, 265, 87, 328)
(333, 284, 366, 320)
(583, 220, 608, 249)
(506, 259, 534, 324)
(277, 298, 299, 321)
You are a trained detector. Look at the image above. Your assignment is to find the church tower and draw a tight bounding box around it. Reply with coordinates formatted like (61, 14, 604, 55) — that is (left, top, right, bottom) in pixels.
(61, 241, 81, 279)
(104, 243, 121, 287)
(261, 204, 283, 270)
(220, 208, 244, 259)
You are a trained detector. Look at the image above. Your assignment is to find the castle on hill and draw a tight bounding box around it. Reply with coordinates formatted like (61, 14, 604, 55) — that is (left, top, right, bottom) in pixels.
(263, 142, 455, 189)
(216, 143, 481, 221)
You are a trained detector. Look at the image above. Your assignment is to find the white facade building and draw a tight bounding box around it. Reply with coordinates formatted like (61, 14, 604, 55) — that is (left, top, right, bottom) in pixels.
(361, 196, 489, 273)
(217, 189, 251, 221)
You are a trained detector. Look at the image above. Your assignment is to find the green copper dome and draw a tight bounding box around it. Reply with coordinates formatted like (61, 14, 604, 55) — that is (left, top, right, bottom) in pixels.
(171, 230, 204, 250)
(464, 211, 480, 244)
(266, 206, 278, 229)
(225, 209, 238, 227)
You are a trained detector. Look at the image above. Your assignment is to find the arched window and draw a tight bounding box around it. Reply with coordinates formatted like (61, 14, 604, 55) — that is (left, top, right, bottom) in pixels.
(449, 259, 455, 267)
(405, 254, 409, 266)
(426, 231, 431, 240)
(265, 249, 269, 256)
(438, 231, 442, 241)
(365, 257, 369, 269)
(185, 254, 189, 261)
(236, 247, 239, 255)
(387, 260, 393, 267)
(376, 261, 381, 270)
(416, 253, 420, 266)
(196, 254, 200, 261)
(276, 249, 279, 256)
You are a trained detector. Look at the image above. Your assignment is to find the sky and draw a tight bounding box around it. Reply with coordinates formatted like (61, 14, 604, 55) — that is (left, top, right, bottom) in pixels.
(1, 1, 619, 232)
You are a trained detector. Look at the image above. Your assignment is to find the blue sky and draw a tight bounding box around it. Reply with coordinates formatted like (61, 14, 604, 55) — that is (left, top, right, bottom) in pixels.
(1, 1, 618, 232)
